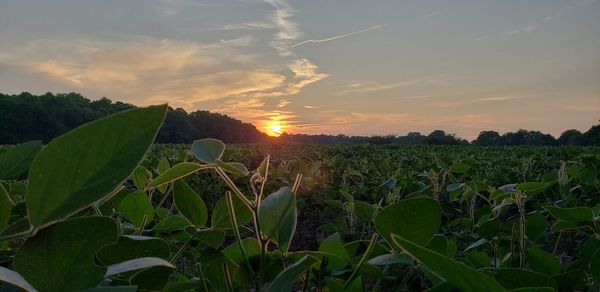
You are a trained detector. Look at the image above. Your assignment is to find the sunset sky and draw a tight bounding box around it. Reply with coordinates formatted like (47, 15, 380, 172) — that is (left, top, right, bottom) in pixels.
(0, 0, 599, 139)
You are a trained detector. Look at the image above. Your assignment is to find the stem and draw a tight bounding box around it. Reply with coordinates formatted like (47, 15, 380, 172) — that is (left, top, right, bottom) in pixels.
(136, 215, 148, 236)
(216, 167, 254, 210)
(197, 262, 211, 292)
(170, 231, 195, 263)
(223, 263, 234, 292)
(343, 234, 379, 289)
(225, 192, 257, 289)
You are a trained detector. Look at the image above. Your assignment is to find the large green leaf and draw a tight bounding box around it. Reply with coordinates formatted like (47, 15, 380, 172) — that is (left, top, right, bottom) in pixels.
(173, 179, 208, 228)
(391, 234, 506, 292)
(267, 255, 318, 292)
(191, 138, 225, 164)
(211, 195, 252, 229)
(375, 197, 441, 246)
(544, 206, 593, 223)
(114, 190, 154, 227)
(527, 247, 561, 276)
(493, 268, 556, 290)
(0, 140, 42, 180)
(0, 266, 35, 291)
(258, 187, 297, 253)
(26, 105, 167, 228)
(147, 162, 203, 189)
(105, 257, 175, 277)
(14, 216, 118, 291)
(97, 235, 170, 266)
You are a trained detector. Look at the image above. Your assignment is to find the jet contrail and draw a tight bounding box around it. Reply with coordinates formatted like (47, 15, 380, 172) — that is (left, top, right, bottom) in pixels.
(290, 25, 384, 47)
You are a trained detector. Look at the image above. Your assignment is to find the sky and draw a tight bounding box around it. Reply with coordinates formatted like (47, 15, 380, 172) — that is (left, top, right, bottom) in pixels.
(0, 0, 599, 139)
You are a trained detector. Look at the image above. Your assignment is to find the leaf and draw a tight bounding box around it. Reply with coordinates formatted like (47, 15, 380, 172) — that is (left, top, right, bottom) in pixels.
(14, 216, 118, 291)
(211, 195, 252, 229)
(493, 268, 556, 290)
(157, 157, 170, 174)
(153, 215, 190, 233)
(131, 166, 151, 190)
(267, 255, 318, 292)
(527, 247, 561, 276)
(375, 197, 441, 246)
(0, 183, 14, 231)
(0, 140, 42, 180)
(82, 286, 138, 292)
(258, 187, 297, 253)
(173, 180, 208, 228)
(26, 105, 167, 228)
(450, 163, 471, 174)
(147, 162, 203, 189)
(319, 233, 350, 269)
(544, 206, 593, 223)
(191, 138, 225, 164)
(367, 253, 413, 266)
(0, 266, 35, 292)
(97, 235, 170, 266)
(526, 212, 547, 240)
(391, 234, 505, 292)
(591, 248, 600, 282)
(105, 257, 175, 277)
(114, 190, 154, 227)
(516, 182, 549, 197)
(217, 161, 249, 176)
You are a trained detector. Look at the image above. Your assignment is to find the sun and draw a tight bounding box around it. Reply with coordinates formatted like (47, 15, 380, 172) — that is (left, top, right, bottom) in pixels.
(266, 122, 283, 137)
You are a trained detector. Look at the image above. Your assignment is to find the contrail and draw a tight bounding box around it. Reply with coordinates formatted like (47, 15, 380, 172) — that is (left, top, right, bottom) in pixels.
(290, 25, 384, 47)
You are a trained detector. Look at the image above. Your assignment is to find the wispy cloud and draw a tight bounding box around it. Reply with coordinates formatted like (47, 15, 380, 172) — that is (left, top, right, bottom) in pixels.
(477, 95, 526, 102)
(303, 105, 319, 109)
(335, 77, 452, 96)
(291, 25, 383, 48)
(264, 0, 301, 56)
(423, 12, 441, 18)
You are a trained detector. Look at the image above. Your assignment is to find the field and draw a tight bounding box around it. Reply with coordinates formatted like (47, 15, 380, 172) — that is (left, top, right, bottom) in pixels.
(1, 106, 599, 291)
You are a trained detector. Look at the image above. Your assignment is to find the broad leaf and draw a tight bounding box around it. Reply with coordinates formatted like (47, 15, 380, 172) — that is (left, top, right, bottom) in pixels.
(258, 187, 297, 253)
(97, 235, 170, 266)
(211, 195, 252, 229)
(267, 255, 319, 292)
(114, 190, 154, 227)
(0, 140, 42, 180)
(544, 206, 593, 223)
(375, 197, 441, 246)
(105, 257, 175, 277)
(147, 162, 203, 189)
(191, 138, 225, 164)
(26, 105, 167, 228)
(173, 180, 208, 228)
(493, 268, 556, 290)
(14, 216, 118, 291)
(0, 266, 35, 292)
(217, 160, 249, 176)
(391, 234, 505, 292)
(527, 247, 561, 276)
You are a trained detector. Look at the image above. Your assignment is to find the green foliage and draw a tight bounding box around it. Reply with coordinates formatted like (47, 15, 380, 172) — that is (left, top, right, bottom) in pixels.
(258, 187, 297, 253)
(1, 102, 599, 291)
(375, 197, 441, 245)
(26, 105, 167, 228)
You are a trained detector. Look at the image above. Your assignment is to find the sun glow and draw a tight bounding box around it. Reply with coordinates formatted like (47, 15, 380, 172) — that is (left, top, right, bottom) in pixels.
(265, 121, 284, 137)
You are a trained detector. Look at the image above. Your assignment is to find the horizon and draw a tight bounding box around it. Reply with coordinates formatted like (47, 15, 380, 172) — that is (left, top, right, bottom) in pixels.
(1, 0, 599, 140)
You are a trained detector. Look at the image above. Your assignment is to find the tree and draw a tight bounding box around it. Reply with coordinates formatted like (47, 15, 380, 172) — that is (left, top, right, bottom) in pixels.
(558, 129, 584, 146)
(583, 124, 600, 146)
(473, 131, 501, 146)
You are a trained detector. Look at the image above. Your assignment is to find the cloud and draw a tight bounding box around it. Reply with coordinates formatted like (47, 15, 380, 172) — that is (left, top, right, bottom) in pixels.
(264, 0, 301, 56)
(290, 25, 383, 48)
(477, 96, 525, 102)
(335, 77, 451, 96)
(277, 99, 292, 107)
(303, 105, 318, 109)
(423, 12, 441, 18)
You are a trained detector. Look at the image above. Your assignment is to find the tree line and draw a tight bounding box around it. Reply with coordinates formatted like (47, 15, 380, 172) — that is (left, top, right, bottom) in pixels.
(0, 92, 267, 144)
(1, 92, 597, 146)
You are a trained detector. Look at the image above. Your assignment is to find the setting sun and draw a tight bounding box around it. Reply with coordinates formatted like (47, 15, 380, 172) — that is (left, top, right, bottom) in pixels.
(266, 123, 283, 137)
